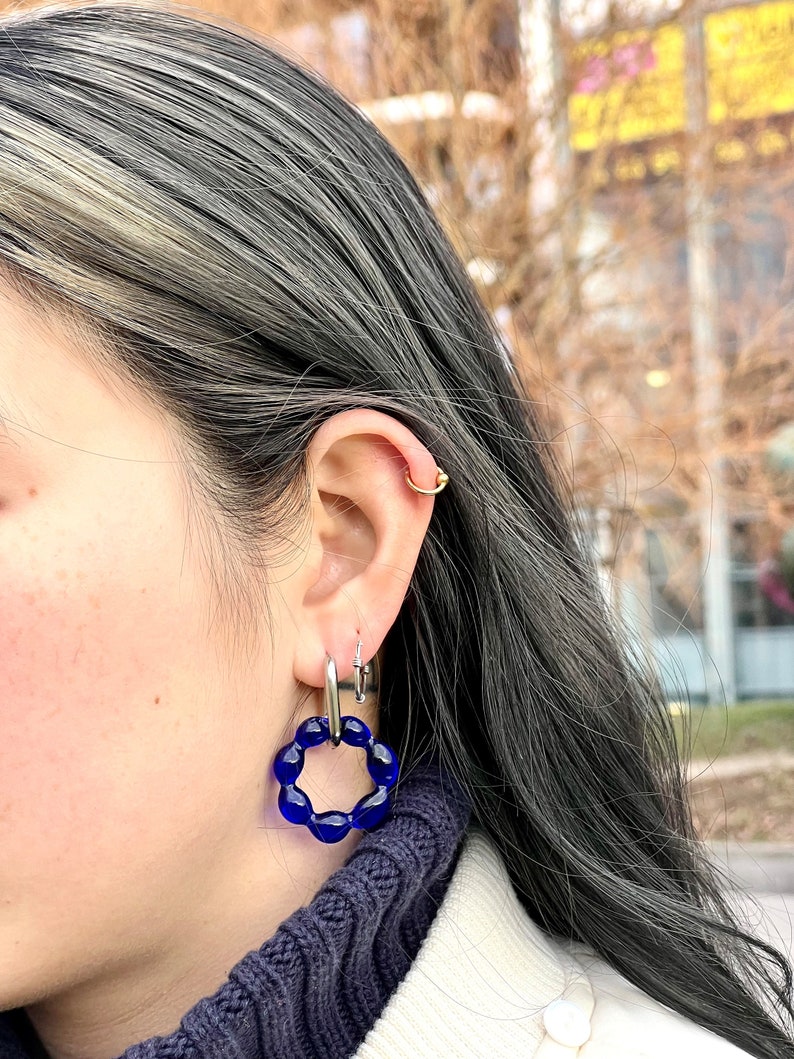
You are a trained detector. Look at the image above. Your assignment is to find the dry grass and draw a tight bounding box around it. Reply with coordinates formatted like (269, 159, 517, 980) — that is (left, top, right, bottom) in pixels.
(689, 768, 794, 844)
(675, 702, 794, 843)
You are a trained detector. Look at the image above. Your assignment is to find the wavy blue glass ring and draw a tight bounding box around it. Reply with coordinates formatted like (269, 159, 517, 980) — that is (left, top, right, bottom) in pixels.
(273, 715, 399, 843)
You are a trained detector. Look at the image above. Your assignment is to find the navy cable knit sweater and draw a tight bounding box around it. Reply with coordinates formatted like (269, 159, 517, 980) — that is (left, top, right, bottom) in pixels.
(0, 760, 471, 1059)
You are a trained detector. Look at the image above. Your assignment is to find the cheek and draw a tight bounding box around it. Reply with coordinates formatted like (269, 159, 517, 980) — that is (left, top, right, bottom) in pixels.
(0, 499, 235, 906)
(0, 438, 280, 1009)
(0, 512, 258, 1003)
(0, 566, 183, 869)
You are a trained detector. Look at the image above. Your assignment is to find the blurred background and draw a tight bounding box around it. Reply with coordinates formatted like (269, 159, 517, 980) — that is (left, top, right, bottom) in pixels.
(6, 0, 794, 890)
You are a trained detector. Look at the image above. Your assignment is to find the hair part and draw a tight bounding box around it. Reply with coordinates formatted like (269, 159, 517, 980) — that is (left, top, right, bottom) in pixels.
(0, 2, 792, 1055)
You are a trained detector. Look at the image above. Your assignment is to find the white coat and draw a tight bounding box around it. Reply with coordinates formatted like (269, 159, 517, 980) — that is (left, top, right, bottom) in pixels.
(354, 830, 755, 1057)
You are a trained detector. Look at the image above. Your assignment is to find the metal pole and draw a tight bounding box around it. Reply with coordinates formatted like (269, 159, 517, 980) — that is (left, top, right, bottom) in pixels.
(684, 9, 736, 705)
(519, 0, 618, 615)
(518, 0, 573, 295)
(519, 0, 586, 450)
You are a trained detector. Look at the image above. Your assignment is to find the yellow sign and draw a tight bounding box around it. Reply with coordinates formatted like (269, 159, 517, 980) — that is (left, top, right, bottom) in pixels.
(707, 3, 794, 123)
(568, 24, 685, 152)
(568, 1, 794, 151)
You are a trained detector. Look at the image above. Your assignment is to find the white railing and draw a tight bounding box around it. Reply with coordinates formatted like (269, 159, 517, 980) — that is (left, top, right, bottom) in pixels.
(652, 627, 794, 702)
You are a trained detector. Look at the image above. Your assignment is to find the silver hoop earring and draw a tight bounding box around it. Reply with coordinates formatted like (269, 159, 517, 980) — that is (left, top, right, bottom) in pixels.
(352, 639, 371, 704)
(325, 652, 342, 746)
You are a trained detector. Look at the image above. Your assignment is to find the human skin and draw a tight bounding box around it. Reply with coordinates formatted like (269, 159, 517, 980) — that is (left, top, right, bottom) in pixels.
(0, 284, 437, 1059)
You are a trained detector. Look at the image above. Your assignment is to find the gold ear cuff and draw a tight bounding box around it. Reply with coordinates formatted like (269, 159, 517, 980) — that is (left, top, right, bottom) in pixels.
(404, 466, 450, 495)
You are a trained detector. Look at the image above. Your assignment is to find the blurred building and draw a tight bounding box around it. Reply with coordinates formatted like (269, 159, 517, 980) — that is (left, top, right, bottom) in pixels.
(563, 0, 794, 702)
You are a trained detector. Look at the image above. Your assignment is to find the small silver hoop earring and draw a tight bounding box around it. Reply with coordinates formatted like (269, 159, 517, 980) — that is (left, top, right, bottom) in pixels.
(352, 639, 371, 704)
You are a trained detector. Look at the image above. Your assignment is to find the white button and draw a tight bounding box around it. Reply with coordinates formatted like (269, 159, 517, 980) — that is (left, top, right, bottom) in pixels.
(542, 999, 592, 1047)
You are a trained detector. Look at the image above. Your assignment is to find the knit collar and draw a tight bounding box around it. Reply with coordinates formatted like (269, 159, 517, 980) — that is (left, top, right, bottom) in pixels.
(0, 759, 471, 1059)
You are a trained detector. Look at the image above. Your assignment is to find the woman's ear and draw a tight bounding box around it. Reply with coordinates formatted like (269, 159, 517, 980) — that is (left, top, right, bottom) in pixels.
(290, 408, 443, 691)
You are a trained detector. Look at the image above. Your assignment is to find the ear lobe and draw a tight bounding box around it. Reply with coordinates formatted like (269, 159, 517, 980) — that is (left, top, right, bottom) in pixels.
(292, 410, 440, 692)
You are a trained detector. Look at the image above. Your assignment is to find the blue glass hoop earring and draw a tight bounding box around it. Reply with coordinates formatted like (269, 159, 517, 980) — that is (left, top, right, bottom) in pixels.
(273, 644, 400, 843)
